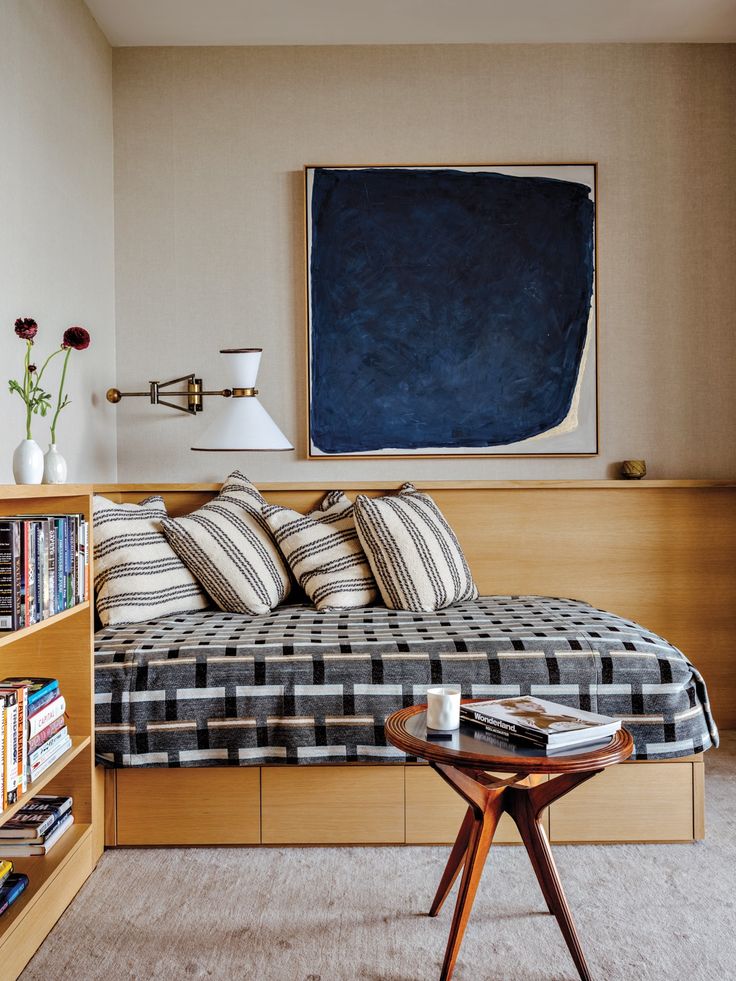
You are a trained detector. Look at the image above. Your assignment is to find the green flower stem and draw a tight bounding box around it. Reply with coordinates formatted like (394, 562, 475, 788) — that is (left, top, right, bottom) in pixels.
(34, 347, 63, 388)
(50, 347, 72, 443)
(24, 341, 32, 439)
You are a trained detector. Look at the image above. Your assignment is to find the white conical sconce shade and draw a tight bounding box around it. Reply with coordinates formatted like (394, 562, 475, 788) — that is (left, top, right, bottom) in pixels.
(191, 349, 293, 452)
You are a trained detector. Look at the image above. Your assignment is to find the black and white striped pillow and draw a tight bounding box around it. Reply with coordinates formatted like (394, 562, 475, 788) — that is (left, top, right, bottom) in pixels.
(264, 491, 378, 611)
(354, 483, 477, 612)
(161, 471, 291, 615)
(93, 495, 209, 626)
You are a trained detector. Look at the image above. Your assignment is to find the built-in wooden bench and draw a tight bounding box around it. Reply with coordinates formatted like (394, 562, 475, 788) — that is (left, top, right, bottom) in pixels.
(96, 480, 733, 848)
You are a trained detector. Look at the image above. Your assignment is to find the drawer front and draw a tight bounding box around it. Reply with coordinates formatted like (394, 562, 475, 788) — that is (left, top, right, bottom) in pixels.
(262, 765, 405, 844)
(405, 766, 548, 844)
(117, 768, 261, 845)
(549, 762, 694, 843)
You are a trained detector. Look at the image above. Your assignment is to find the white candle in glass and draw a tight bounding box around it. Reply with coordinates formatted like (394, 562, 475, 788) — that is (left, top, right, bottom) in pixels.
(426, 686, 461, 730)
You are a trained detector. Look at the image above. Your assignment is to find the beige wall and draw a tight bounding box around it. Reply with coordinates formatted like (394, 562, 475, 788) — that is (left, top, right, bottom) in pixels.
(112, 44, 736, 482)
(0, 0, 117, 483)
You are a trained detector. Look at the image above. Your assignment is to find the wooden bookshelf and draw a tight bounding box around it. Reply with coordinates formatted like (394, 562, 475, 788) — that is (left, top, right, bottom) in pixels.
(0, 485, 100, 979)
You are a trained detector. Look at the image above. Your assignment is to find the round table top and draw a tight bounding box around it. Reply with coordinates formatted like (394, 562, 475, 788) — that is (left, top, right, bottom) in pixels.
(385, 702, 634, 774)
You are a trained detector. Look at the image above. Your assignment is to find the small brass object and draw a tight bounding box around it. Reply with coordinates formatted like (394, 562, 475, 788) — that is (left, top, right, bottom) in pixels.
(621, 459, 647, 480)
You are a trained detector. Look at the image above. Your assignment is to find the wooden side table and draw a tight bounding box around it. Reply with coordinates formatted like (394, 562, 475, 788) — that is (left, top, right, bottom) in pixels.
(386, 703, 634, 981)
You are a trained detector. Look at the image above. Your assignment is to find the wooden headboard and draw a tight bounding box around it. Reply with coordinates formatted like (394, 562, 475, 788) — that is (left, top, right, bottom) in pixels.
(94, 480, 736, 729)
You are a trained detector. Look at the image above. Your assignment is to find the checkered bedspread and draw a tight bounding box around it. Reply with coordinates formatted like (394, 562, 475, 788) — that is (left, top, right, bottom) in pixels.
(94, 596, 718, 766)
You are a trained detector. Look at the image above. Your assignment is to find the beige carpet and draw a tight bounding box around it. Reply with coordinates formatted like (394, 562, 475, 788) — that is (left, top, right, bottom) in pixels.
(23, 734, 735, 981)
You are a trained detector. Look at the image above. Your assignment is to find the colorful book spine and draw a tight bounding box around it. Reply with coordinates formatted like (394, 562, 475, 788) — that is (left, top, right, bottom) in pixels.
(28, 716, 66, 755)
(3, 685, 29, 796)
(0, 873, 29, 915)
(0, 692, 19, 806)
(0, 522, 22, 631)
(0, 860, 12, 885)
(29, 733, 72, 782)
(28, 728, 69, 771)
(28, 695, 65, 740)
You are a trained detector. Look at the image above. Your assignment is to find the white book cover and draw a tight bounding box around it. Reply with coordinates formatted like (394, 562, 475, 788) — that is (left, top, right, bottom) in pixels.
(28, 695, 65, 740)
(28, 727, 69, 769)
(29, 734, 72, 782)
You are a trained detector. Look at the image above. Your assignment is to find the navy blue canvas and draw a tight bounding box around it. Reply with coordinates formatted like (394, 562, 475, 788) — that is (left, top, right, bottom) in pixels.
(308, 167, 595, 454)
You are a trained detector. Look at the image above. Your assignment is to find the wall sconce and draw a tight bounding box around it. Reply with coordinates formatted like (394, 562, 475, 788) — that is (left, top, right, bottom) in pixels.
(106, 348, 293, 451)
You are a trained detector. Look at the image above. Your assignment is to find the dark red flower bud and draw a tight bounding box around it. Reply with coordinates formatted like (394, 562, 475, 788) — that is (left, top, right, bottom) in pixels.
(28, 364, 37, 373)
(62, 325, 90, 350)
(14, 317, 38, 341)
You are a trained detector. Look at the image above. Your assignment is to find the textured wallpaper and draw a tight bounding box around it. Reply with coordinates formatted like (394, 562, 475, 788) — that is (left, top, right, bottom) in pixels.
(0, 0, 117, 483)
(112, 43, 736, 482)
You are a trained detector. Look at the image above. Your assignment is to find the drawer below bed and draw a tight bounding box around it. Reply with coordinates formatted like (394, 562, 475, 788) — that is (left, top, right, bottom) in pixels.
(107, 758, 704, 847)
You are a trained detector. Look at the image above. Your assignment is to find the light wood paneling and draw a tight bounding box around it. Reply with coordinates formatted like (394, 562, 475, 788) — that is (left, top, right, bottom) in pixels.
(103, 758, 700, 845)
(104, 769, 118, 847)
(405, 766, 548, 844)
(0, 828, 93, 981)
(96, 481, 736, 727)
(262, 766, 405, 844)
(549, 761, 695, 842)
(693, 760, 705, 840)
(0, 486, 98, 976)
(117, 768, 260, 845)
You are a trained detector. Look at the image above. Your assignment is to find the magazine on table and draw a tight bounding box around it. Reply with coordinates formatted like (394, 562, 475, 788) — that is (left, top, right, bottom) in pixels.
(460, 696, 621, 751)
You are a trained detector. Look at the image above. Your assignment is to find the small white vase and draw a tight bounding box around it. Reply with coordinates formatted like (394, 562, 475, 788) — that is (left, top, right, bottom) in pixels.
(12, 439, 44, 484)
(42, 443, 68, 484)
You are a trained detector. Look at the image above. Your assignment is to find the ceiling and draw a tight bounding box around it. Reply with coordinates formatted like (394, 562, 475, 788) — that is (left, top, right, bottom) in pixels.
(85, 0, 736, 46)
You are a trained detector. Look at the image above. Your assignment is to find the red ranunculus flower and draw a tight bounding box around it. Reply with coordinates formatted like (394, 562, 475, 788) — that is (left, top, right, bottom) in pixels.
(14, 317, 38, 340)
(62, 325, 90, 350)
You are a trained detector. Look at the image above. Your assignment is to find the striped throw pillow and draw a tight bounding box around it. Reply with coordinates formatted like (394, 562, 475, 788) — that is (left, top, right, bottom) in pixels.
(354, 483, 478, 612)
(161, 471, 291, 615)
(264, 491, 378, 611)
(93, 495, 209, 626)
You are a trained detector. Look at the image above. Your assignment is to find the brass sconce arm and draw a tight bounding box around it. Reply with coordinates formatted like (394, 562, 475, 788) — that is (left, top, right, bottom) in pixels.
(105, 374, 258, 414)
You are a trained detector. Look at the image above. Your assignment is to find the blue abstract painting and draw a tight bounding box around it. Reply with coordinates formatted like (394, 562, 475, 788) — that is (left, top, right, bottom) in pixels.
(307, 165, 597, 457)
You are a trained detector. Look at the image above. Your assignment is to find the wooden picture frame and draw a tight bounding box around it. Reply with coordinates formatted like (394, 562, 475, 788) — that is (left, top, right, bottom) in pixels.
(305, 163, 599, 459)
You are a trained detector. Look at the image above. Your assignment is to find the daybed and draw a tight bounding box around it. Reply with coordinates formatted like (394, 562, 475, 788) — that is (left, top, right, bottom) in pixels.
(94, 480, 734, 848)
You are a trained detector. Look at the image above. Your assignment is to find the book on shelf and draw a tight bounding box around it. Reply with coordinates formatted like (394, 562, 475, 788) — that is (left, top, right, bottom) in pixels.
(0, 860, 12, 887)
(0, 873, 29, 916)
(5, 678, 59, 712)
(0, 690, 19, 807)
(30, 732, 72, 783)
(0, 514, 89, 631)
(0, 812, 74, 857)
(0, 796, 73, 840)
(28, 727, 70, 771)
(0, 683, 29, 795)
(28, 716, 66, 754)
(0, 678, 69, 808)
(459, 696, 621, 752)
(27, 694, 65, 741)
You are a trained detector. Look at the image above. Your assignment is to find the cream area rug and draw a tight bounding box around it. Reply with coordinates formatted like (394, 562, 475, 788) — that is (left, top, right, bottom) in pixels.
(23, 733, 734, 981)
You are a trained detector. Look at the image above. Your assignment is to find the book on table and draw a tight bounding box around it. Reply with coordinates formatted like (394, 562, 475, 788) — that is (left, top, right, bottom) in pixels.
(459, 696, 621, 752)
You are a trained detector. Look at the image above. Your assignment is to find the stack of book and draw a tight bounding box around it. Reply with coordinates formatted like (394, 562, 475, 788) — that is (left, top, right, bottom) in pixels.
(0, 860, 28, 917)
(460, 695, 622, 754)
(0, 678, 70, 808)
(0, 513, 89, 631)
(0, 795, 74, 858)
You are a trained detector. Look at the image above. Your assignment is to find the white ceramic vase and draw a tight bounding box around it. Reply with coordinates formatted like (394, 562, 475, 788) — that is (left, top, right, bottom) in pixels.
(42, 443, 68, 484)
(12, 438, 44, 484)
